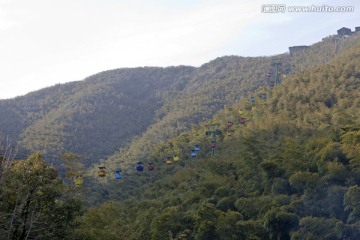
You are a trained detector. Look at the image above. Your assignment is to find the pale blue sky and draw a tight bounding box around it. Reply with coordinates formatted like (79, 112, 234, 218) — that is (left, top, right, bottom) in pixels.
(0, 0, 359, 99)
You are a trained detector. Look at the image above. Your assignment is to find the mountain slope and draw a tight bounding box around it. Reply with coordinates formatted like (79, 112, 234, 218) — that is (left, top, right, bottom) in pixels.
(76, 35, 360, 240)
(0, 33, 358, 169)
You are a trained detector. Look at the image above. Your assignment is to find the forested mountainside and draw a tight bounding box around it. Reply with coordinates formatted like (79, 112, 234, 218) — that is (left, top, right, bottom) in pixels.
(0, 34, 357, 169)
(103, 34, 358, 168)
(1, 33, 360, 239)
(0, 66, 196, 164)
(76, 36, 360, 239)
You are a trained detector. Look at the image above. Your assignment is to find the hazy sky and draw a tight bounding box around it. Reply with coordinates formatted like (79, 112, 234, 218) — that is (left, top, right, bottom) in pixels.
(0, 0, 359, 99)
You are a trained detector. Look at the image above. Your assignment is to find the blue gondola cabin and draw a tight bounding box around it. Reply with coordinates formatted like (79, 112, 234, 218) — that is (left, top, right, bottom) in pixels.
(136, 162, 144, 171)
(194, 144, 201, 151)
(114, 169, 122, 179)
(191, 150, 197, 157)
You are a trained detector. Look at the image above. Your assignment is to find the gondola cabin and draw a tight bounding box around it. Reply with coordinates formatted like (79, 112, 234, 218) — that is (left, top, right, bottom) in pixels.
(250, 96, 255, 102)
(98, 166, 106, 177)
(114, 169, 122, 179)
(194, 144, 201, 151)
(267, 72, 272, 77)
(148, 163, 155, 171)
(227, 130, 232, 137)
(73, 176, 83, 186)
(173, 156, 180, 161)
(239, 110, 244, 116)
(240, 117, 246, 125)
(210, 141, 216, 149)
(136, 162, 144, 171)
(191, 150, 197, 157)
(166, 157, 173, 165)
(227, 121, 233, 128)
(261, 93, 266, 100)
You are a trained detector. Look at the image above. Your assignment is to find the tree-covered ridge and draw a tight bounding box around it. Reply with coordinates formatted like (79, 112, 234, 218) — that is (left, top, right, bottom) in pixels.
(103, 34, 360, 172)
(0, 33, 358, 169)
(75, 37, 360, 239)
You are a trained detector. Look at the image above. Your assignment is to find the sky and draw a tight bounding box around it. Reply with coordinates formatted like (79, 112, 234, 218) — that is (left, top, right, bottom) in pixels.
(0, 0, 359, 99)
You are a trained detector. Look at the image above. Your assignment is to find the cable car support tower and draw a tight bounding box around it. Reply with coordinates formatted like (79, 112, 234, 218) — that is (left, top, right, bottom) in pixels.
(205, 123, 221, 156)
(272, 60, 282, 86)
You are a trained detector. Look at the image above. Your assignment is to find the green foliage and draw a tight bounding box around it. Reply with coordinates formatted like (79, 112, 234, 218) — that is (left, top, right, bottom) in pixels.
(263, 208, 299, 240)
(3, 33, 360, 239)
(0, 153, 83, 239)
(344, 185, 360, 224)
(290, 217, 340, 239)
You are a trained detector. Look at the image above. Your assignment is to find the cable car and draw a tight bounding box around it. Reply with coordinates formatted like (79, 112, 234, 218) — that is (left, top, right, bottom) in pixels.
(191, 150, 197, 157)
(136, 162, 144, 171)
(227, 121, 233, 128)
(194, 144, 201, 151)
(98, 166, 106, 177)
(173, 156, 180, 161)
(74, 176, 83, 186)
(261, 93, 266, 100)
(148, 163, 155, 171)
(250, 96, 255, 102)
(227, 130, 232, 137)
(267, 72, 272, 77)
(240, 117, 246, 125)
(239, 110, 244, 116)
(166, 157, 173, 165)
(210, 141, 216, 149)
(114, 169, 122, 179)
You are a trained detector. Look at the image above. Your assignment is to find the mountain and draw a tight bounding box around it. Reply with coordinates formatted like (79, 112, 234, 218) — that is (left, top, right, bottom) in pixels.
(0, 33, 358, 170)
(75, 34, 360, 239)
(1, 30, 360, 239)
(0, 66, 196, 164)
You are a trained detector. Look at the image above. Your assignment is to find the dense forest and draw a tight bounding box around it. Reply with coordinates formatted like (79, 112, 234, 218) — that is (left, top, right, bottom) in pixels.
(0, 34, 357, 168)
(1, 32, 360, 239)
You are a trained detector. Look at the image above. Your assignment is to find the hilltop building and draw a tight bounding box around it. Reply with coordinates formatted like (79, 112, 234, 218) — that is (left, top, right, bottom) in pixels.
(337, 26, 360, 37)
(337, 27, 352, 37)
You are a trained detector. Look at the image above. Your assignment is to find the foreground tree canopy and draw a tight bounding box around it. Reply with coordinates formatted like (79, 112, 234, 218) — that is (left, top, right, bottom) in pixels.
(0, 153, 83, 240)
